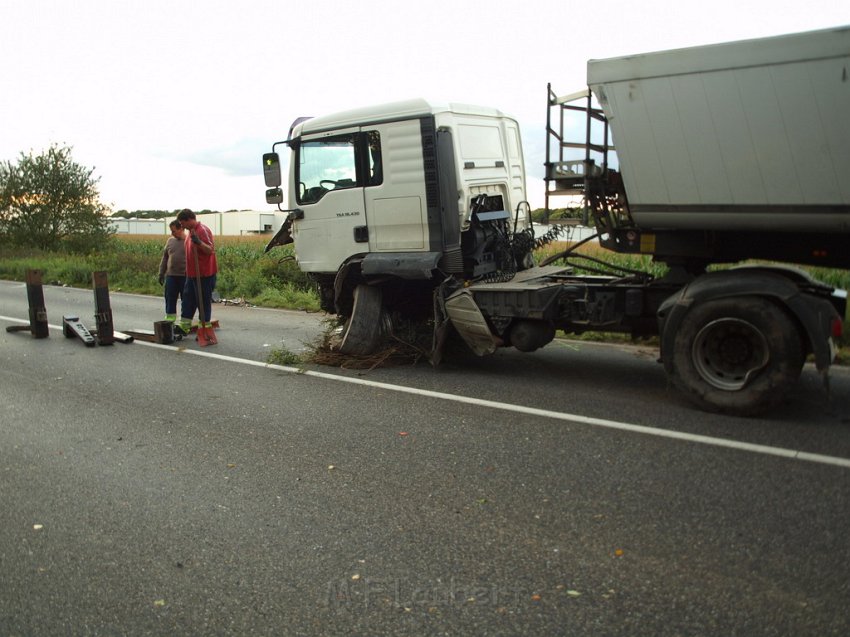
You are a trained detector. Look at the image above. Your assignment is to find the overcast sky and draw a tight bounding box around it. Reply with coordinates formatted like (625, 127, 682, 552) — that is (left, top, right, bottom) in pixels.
(2, 0, 848, 212)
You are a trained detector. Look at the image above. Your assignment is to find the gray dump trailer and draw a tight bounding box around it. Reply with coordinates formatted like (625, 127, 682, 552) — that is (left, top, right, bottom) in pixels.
(591, 26, 849, 234)
(551, 26, 850, 266)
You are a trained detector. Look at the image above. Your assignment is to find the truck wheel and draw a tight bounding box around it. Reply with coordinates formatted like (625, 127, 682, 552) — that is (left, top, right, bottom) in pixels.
(670, 296, 804, 416)
(338, 284, 384, 355)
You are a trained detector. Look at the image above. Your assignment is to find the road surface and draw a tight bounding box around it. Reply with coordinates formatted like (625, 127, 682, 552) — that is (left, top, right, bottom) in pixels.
(1, 280, 849, 635)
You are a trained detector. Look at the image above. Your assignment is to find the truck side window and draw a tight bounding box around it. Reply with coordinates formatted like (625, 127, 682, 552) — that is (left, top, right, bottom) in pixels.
(367, 131, 382, 186)
(296, 134, 358, 204)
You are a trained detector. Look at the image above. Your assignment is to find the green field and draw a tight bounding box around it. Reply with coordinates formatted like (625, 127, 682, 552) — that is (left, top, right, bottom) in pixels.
(0, 234, 321, 311)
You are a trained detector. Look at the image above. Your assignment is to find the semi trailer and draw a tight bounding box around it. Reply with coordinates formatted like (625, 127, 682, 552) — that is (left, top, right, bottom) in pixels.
(262, 26, 849, 416)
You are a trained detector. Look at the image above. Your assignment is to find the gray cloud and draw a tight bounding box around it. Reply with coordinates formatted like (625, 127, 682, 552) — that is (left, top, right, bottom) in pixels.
(183, 138, 271, 178)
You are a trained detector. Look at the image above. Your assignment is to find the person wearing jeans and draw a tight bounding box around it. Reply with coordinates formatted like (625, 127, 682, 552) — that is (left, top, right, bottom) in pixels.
(158, 219, 186, 323)
(176, 209, 218, 334)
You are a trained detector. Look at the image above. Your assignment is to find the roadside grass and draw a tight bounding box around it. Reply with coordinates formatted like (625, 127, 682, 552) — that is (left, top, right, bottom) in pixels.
(266, 345, 306, 367)
(0, 235, 320, 311)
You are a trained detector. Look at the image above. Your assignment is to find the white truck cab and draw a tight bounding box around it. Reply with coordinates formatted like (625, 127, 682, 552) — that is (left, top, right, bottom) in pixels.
(264, 98, 529, 279)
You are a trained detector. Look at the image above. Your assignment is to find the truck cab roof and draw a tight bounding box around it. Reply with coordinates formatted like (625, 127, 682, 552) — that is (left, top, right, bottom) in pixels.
(292, 98, 515, 138)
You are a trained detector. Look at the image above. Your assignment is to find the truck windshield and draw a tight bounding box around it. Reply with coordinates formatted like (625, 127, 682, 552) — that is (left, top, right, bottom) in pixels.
(297, 135, 358, 204)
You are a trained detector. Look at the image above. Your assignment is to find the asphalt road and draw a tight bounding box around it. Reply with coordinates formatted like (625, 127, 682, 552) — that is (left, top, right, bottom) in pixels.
(1, 279, 849, 636)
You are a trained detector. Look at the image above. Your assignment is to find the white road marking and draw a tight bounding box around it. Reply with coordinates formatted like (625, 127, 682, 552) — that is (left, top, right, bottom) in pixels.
(136, 332, 850, 470)
(4, 315, 850, 469)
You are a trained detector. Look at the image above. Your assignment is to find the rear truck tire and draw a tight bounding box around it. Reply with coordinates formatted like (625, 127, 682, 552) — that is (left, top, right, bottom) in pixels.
(338, 284, 384, 356)
(669, 296, 805, 416)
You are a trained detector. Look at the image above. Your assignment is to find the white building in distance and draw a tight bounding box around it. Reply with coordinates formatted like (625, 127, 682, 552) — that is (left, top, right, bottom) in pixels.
(110, 210, 287, 236)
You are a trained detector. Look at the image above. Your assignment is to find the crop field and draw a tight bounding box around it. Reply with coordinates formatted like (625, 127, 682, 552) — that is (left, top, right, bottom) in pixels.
(0, 234, 319, 311)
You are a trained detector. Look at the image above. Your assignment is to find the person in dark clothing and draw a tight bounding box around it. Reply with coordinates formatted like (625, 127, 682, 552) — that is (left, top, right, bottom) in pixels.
(158, 220, 187, 323)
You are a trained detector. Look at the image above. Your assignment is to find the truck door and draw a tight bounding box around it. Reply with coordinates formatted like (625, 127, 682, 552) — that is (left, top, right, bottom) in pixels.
(362, 119, 429, 253)
(291, 127, 367, 274)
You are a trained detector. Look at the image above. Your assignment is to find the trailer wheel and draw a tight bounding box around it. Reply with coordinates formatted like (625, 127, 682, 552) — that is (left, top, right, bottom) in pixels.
(338, 284, 385, 356)
(670, 296, 804, 416)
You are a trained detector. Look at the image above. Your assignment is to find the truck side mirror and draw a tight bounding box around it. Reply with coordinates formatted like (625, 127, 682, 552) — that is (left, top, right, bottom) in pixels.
(263, 153, 282, 188)
(266, 187, 283, 205)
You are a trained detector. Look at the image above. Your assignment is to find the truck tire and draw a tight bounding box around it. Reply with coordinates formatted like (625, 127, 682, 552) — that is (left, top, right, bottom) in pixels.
(338, 284, 384, 356)
(669, 296, 805, 416)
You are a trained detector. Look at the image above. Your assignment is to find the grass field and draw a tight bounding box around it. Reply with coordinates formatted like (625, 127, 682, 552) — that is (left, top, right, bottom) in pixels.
(0, 234, 320, 311)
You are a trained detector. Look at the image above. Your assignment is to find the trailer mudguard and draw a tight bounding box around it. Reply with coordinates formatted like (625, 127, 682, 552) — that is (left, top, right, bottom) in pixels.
(658, 267, 842, 374)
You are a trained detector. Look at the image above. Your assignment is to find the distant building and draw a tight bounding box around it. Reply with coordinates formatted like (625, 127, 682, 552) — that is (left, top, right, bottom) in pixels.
(110, 217, 169, 235)
(108, 211, 598, 243)
(109, 210, 287, 236)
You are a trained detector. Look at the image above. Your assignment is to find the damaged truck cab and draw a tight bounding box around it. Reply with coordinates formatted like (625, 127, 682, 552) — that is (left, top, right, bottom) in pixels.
(264, 100, 531, 317)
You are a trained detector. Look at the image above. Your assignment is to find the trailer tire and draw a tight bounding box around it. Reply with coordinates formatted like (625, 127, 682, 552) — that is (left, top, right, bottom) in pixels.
(338, 284, 385, 356)
(669, 296, 804, 416)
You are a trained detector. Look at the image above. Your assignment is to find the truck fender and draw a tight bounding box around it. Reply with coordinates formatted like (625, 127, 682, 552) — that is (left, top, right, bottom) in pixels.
(657, 268, 840, 374)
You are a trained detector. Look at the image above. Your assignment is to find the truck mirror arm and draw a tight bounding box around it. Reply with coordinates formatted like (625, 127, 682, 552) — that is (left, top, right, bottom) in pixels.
(263, 209, 304, 253)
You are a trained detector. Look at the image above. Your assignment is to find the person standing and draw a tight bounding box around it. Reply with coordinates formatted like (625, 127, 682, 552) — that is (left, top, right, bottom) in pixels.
(158, 220, 187, 324)
(176, 209, 217, 335)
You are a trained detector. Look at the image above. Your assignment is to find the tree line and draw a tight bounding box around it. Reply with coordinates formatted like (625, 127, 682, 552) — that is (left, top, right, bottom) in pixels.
(0, 144, 112, 252)
(0, 144, 249, 251)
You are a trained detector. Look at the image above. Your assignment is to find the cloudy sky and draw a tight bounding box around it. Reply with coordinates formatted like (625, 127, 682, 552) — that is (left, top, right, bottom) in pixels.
(2, 0, 848, 212)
